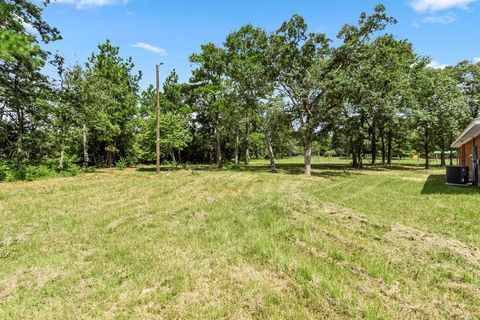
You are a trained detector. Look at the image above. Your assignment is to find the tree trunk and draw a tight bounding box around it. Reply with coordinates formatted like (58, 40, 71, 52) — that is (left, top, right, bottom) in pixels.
(58, 122, 66, 170)
(304, 137, 312, 176)
(13, 71, 21, 169)
(371, 121, 376, 165)
(178, 150, 182, 165)
(351, 138, 357, 168)
(209, 126, 214, 164)
(440, 136, 446, 167)
(16, 107, 24, 169)
(14, 70, 24, 169)
(209, 147, 214, 164)
(171, 151, 176, 162)
(357, 137, 363, 169)
(244, 116, 250, 165)
(0, 104, 4, 123)
(380, 126, 386, 164)
(424, 125, 430, 169)
(356, 115, 364, 169)
(214, 114, 222, 169)
(106, 150, 114, 167)
(234, 126, 240, 165)
(59, 141, 65, 171)
(449, 149, 453, 166)
(387, 129, 393, 166)
(265, 133, 277, 173)
(83, 124, 89, 168)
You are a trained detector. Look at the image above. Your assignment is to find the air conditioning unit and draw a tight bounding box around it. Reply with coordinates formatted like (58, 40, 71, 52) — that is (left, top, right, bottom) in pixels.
(446, 166, 470, 185)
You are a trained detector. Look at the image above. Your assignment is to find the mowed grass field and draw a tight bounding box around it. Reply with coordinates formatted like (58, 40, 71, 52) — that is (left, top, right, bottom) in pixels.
(1, 157, 479, 319)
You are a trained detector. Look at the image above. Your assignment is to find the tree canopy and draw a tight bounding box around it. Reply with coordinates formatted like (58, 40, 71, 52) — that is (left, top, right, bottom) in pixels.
(0, 2, 477, 180)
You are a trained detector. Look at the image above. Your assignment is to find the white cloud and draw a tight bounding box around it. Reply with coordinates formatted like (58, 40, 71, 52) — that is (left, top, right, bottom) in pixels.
(410, 0, 477, 12)
(422, 13, 457, 23)
(427, 60, 449, 69)
(131, 43, 167, 56)
(474, 57, 480, 63)
(54, 0, 128, 9)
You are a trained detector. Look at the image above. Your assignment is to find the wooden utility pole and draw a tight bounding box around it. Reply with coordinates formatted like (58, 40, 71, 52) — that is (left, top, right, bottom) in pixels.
(156, 64, 161, 173)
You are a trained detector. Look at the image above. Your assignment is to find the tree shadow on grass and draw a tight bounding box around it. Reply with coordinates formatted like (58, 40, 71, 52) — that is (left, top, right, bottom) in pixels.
(242, 163, 360, 179)
(361, 164, 431, 172)
(421, 174, 479, 195)
(136, 165, 211, 173)
(135, 161, 439, 181)
(136, 162, 361, 179)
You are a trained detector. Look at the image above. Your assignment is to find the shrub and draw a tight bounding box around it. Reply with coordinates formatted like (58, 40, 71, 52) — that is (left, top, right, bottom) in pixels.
(25, 165, 57, 181)
(0, 160, 80, 183)
(115, 158, 128, 170)
(48, 155, 81, 173)
(164, 160, 178, 171)
(224, 161, 240, 170)
(65, 163, 81, 175)
(0, 161, 11, 181)
(125, 155, 138, 167)
(0, 162, 24, 182)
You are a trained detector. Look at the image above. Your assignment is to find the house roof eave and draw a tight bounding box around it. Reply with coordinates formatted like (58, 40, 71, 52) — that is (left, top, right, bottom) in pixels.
(451, 117, 480, 148)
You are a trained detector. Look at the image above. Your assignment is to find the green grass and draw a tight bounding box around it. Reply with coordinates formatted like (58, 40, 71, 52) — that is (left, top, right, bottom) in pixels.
(1, 157, 479, 319)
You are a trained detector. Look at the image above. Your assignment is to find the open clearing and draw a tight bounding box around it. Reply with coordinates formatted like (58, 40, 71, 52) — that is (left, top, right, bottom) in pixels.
(1, 157, 479, 319)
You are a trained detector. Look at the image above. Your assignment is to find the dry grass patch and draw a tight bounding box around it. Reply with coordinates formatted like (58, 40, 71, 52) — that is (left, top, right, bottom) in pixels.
(385, 224, 480, 266)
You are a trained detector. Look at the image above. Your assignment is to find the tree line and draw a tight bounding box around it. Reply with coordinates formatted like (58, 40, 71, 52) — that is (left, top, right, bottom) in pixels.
(1, 1, 479, 179)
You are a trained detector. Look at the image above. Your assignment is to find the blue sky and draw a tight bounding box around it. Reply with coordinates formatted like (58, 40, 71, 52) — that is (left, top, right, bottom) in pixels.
(42, 0, 480, 89)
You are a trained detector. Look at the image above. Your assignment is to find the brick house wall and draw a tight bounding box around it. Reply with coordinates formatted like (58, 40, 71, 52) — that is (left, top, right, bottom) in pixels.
(458, 136, 480, 179)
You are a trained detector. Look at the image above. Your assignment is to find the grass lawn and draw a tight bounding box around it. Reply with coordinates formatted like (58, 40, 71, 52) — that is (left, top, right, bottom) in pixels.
(1, 157, 479, 319)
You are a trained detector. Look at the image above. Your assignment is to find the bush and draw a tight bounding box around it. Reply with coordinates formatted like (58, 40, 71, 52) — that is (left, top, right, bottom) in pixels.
(65, 163, 81, 175)
(0, 162, 11, 181)
(164, 160, 178, 171)
(115, 158, 128, 170)
(24, 165, 57, 181)
(223, 161, 240, 170)
(125, 155, 138, 167)
(0, 160, 80, 183)
(47, 155, 81, 173)
(0, 162, 23, 182)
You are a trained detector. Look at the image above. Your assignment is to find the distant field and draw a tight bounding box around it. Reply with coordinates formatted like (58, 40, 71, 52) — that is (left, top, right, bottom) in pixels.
(1, 157, 479, 319)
